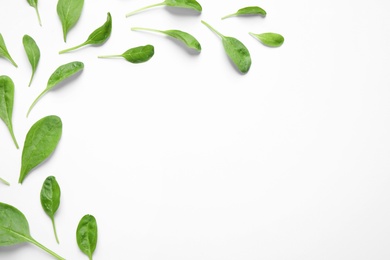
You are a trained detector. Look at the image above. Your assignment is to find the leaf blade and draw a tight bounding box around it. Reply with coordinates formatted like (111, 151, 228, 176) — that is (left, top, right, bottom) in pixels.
(250, 32, 285, 47)
(23, 35, 41, 86)
(0, 75, 19, 148)
(77, 214, 98, 260)
(57, 0, 84, 42)
(0, 34, 18, 67)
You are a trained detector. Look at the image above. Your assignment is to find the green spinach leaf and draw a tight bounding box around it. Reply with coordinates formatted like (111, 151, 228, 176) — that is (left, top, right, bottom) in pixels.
(77, 214, 98, 260)
(0, 34, 18, 67)
(222, 6, 266, 19)
(59, 12, 112, 54)
(98, 45, 155, 63)
(0, 202, 65, 259)
(26, 0, 42, 26)
(27, 61, 84, 117)
(249, 32, 284, 47)
(126, 0, 202, 17)
(40, 176, 61, 244)
(0, 75, 19, 149)
(23, 35, 40, 87)
(57, 0, 84, 42)
(131, 27, 201, 51)
(201, 20, 251, 74)
(19, 115, 62, 184)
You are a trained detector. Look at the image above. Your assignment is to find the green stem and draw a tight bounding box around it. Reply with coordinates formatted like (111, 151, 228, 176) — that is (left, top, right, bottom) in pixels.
(131, 27, 163, 34)
(98, 54, 122, 59)
(59, 42, 87, 54)
(28, 237, 65, 260)
(0, 177, 10, 186)
(26, 89, 48, 118)
(221, 13, 236, 20)
(35, 7, 42, 26)
(7, 125, 19, 149)
(28, 72, 35, 87)
(51, 217, 60, 244)
(201, 20, 224, 38)
(125, 2, 165, 17)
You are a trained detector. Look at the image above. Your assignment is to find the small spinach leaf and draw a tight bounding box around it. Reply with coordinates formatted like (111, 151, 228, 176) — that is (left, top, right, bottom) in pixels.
(222, 6, 266, 19)
(19, 115, 62, 184)
(0, 202, 65, 259)
(59, 12, 112, 54)
(249, 32, 285, 47)
(131, 27, 201, 51)
(77, 214, 98, 260)
(57, 0, 84, 42)
(0, 34, 18, 67)
(0, 75, 19, 149)
(98, 45, 154, 63)
(126, 0, 202, 17)
(201, 20, 251, 74)
(0, 177, 9, 186)
(23, 35, 41, 86)
(27, 61, 84, 117)
(26, 0, 42, 26)
(40, 176, 61, 244)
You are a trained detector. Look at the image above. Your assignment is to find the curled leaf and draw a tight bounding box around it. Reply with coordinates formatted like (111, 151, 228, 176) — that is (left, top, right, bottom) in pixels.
(23, 35, 41, 86)
(26, 0, 42, 26)
(222, 6, 266, 19)
(99, 45, 155, 63)
(77, 214, 98, 260)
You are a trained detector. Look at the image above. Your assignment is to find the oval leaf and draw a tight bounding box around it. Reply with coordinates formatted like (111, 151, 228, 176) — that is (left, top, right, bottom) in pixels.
(23, 35, 41, 86)
(26, 0, 42, 25)
(19, 115, 63, 183)
(222, 36, 251, 74)
(121, 45, 154, 63)
(250, 32, 284, 47)
(27, 61, 84, 117)
(0, 34, 17, 67)
(77, 214, 98, 260)
(164, 0, 202, 11)
(0, 75, 19, 148)
(57, 0, 84, 42)
(222, 6, 266, 19)
(40, 176, 61, 243)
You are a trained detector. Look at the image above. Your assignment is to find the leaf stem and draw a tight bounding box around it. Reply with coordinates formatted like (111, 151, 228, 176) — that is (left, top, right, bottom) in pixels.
(97, 54, 122, 59)
(27, 89, 48, 118)
(131, 27, 163, 34)
(51, 217, 60, 244)
(221, 13, 235, 20)
(35, 7, 42, 26)
(201, 20, 224, 38)
(125, 2, 165, 17)
(28, 72, 34, 87)
(0, 177, 10, 186)
(28, 237, 65, 260)
(59, 42, 86, 54)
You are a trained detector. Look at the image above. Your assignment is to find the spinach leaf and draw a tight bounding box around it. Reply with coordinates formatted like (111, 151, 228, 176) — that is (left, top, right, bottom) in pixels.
(249, 32, 284, 47)
(131, 27, 201, 51)
(40, 176, 61, 244)
(0, 202, 65, 259)
(221, 6, 266, 19)
(19, 115, 62, 184)
(201, 20, 251, 74)
(98, 45, 154, 63)
(0, 75, 19, 149)
(126, 0, 202, 17)
(0, 34, 18, 67)
(77, 214, 98, 260)
(27, 61, 84, 117)
(59, 12, 112, 54)
(57, 0, 84, 42)
(26, 0, 42, 26)
(23, 35, 40, 87)
(0, 177, 9, 186)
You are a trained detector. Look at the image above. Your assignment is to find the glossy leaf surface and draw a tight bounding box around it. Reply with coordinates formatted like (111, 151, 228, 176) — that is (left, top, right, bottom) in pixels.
(77, 214, 98, 260)
(27, 61, 84, 117)
(57, 0, 84, 42)
(40, 176, 61, 243)
(19, 116, 62, 183)
(23, 34, 41, 86)
(222, 6, 266, 19)
(250, 32, 284, 47)
(0, 34, 17, 67)
(0, 75, 19, 148)
(99, 45, 155, 63)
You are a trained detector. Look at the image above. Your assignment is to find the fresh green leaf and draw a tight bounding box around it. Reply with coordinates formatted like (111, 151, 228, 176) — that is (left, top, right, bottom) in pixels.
(0, 34, 18, 67)
(0, 202, 65, 259)
(126, 0, 202, 17)
(57, 0, 84, 42)
(23, 35, 41, 87)
(98, 45, 155, 63)
(26, 0, 42, 26)
(77, 214, 98, 260)
(0, 177, 10, 186)
(27, 61, 84, 117)
(0, 76, 19, 149)
(249, 32, 284, 47)
(19, 115, 62, 184)
(201, 20, 251, 74)
(40, 176, 61, 244)
(221, 6, 266, 19)
(59, 12, 112, 54)
(131, 27, 201, 51)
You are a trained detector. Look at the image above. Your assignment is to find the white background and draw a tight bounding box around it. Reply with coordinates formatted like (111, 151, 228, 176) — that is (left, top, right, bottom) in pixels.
(1, 0, 390, 259)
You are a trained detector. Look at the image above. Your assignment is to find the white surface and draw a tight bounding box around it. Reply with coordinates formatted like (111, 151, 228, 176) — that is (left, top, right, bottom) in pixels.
(1, 0, 390, 259)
